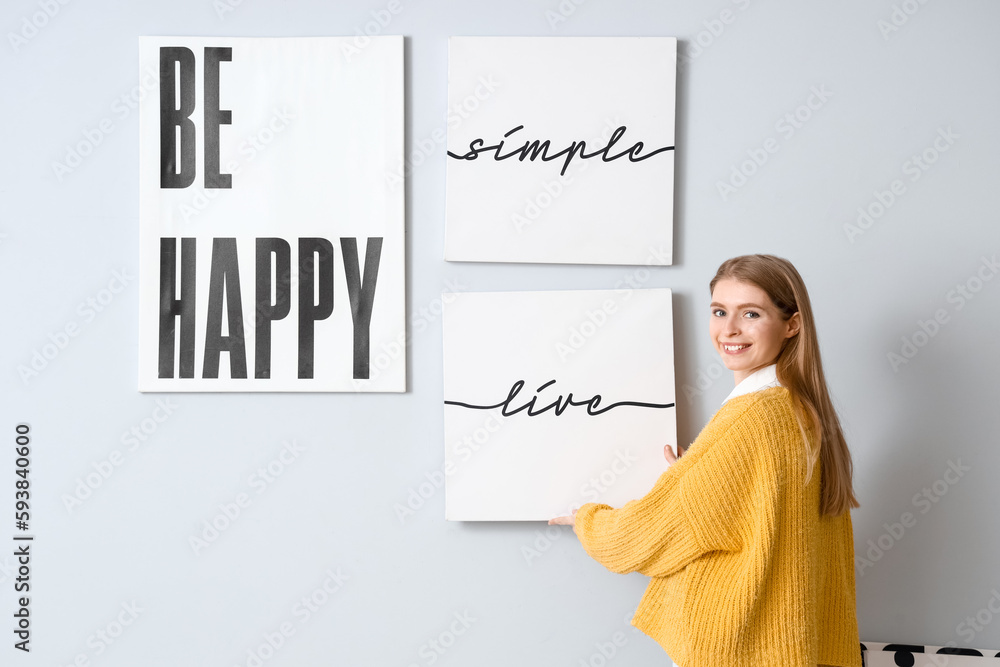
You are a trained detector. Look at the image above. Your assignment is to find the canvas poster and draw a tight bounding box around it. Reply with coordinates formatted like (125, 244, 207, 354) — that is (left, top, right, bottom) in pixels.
(444, 36, 676, 266)
(442, 288, 677, 521)
(138, 36, 404, 392)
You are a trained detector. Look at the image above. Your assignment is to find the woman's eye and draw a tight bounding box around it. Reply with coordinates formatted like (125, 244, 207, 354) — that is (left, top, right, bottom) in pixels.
(744, 311, 760, 319)
(712, 309, 725, 317)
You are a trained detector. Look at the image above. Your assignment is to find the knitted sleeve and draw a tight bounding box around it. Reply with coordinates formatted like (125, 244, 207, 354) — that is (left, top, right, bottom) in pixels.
(574, 467, 704, 578)
(574, 392, 790, 579)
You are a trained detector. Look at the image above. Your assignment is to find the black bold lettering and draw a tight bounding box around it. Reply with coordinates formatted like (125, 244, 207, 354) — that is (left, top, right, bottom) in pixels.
(203, 47, 232, 189)
(203, 238, 247, 379)
(341, 237, 382, 379)
(159, 47, 196, 188)
(254, 238, 291, 378)
(158, 238, 197, 378)
(297, 239, 334, 379)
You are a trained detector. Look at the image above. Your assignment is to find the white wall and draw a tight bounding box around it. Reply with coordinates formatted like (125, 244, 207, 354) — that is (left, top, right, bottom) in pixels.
(2, 0, 999, 664)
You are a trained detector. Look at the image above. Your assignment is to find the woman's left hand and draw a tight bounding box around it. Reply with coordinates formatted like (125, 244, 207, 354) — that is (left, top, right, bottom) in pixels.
(548, 508, 578, 529)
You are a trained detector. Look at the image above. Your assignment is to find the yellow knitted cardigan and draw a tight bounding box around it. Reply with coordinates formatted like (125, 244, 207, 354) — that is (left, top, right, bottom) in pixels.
(574, 387, 861, 667)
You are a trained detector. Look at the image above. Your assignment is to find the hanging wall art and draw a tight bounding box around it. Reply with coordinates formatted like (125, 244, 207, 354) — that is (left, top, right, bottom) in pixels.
(443, 288, 677, 521)
(444, 36, 677, 266)
(138, 36, 405, 391)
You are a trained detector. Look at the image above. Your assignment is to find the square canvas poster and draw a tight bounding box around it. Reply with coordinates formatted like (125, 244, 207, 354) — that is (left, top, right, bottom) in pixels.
(444, 36, 676, 266)
(138, 36, 404, 391)
(443, 288, 677, 521)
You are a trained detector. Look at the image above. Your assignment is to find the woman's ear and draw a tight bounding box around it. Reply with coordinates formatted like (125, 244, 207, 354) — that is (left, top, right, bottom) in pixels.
(785, 312, 801, 339)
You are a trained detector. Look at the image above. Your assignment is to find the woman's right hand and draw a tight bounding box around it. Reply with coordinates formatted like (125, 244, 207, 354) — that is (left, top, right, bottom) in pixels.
(664, 443, 685, 467)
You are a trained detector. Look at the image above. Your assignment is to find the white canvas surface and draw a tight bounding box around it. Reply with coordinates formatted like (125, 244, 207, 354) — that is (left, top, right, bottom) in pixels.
(138, 36, 404, 391)
(443, 288, 677, 521)
(444, 36, 676, 266)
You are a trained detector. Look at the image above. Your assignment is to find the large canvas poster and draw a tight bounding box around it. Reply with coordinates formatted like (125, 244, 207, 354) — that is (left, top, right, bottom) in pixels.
(443, 288, 677, 521)
(444, 36, 677, 266)
(138, 36, 404, 392)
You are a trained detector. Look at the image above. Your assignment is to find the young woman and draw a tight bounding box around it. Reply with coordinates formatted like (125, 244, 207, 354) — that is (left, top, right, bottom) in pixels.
(550, 254, 862, 667)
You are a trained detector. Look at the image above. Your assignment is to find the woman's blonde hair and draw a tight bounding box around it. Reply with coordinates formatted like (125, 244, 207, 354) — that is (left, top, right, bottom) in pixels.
(710, 254, 860, 516)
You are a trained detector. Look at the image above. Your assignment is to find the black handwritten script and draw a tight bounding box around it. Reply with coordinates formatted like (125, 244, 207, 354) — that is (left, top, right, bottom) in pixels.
(445, 379, 675, 417)
(447, 125, 674, 176)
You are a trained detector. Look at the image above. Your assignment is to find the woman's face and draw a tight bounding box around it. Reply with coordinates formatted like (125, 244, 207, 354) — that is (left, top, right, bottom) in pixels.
(709, 278, 800, 385)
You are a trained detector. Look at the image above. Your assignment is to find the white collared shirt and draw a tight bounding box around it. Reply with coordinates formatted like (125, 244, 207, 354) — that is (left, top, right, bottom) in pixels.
(722, 364, 781, 405)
